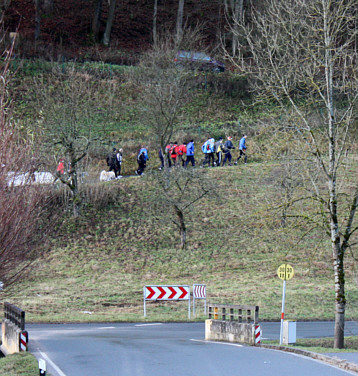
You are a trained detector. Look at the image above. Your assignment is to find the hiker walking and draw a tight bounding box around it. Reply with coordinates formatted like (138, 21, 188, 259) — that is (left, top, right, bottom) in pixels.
(185, 140, 195, 167)
(177, 142, 187, 166)
(170, 141, 178, 166)
(165, 143, 173, 168)
(56, 158, 65, 175)
(202, 138, 215, 167)
(136, 146, 148, 176)
(116, 148, 123, 177)
(106, 148, 117, 174)
(158, 148, 164, 170)
(235, 134, 247, 164)
(222, 136, 235, 166)
(214, 137, 223, 166)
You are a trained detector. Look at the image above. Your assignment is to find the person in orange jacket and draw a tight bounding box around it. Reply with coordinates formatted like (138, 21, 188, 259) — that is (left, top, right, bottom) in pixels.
(56, 158, 65, 175)
(176, 142, 187, 166)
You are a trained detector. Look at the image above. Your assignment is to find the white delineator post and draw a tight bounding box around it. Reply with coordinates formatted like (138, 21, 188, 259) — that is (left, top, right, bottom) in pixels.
(280, 279, 286, 345)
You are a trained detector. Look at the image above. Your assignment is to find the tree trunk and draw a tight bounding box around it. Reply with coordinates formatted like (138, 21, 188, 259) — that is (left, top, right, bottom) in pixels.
(232, 0, 243, 56)
(43, 0, 53, 12)
(323, 0, 345, 348)
(153, 0, 158, 45)
(103, 0, 117, 46)
(175, 205, 186, 249)
(34, 0, 41, 41)
(92, 0, 103, 40)
(333, 243, 345, 348)
(176, 0, 184, 42)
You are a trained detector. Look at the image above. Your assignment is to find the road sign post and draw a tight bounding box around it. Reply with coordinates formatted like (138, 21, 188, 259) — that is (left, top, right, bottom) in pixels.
(143, 285, 191, 319)
(277, 264, 294, 345)
(193, 284, 206, 317)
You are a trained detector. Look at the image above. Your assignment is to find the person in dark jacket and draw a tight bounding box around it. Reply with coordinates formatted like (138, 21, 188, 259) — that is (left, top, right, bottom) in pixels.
(136, 146, 148, 175)
(222, 136, 235, 166)
(106, 148, 117, 174)
(158, 148, 164, 170)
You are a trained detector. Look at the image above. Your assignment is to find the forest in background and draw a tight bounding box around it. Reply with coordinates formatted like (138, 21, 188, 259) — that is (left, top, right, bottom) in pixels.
(2, 0, 262, 63)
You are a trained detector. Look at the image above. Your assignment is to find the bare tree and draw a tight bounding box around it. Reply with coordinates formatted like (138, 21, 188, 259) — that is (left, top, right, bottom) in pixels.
(227, 0, 358, 348)
(92, 0, 103, 41)
(135, 35, 192, 167)
(176, 0, 185, 42)
(224, 0, 244, 56)
(33, 69, 116, 216)
(153, 0, 158, 45)
(0, 33, 57, 290)
(103, 0, 117, 46)
(150, 168, 213, 249)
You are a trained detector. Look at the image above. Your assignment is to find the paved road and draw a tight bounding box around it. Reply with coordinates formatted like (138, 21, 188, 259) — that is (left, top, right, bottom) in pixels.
(28, 322, 358, 376)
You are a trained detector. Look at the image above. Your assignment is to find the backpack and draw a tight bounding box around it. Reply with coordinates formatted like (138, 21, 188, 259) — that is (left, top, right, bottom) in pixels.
(201, 142, 208, 153)
(221, 143, 228, 153)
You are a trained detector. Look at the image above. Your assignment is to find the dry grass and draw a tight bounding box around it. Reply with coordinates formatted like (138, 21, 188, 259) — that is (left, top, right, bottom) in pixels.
(5, 161, 357, 324)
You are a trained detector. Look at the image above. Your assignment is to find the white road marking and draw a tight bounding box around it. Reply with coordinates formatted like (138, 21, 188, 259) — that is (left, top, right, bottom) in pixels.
(135, 323, 163, 327)
(98, 326, 116, 330)
(190, 339, 243, 347)
(38, 349, 67, 376)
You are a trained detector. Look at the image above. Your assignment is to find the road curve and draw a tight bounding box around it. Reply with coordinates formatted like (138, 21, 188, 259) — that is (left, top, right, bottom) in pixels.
(28, 322, 358, 376)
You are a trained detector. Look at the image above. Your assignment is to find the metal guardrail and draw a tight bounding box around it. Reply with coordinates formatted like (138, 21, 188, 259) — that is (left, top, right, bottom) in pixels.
(208, 304, 259, 325)
(4, 302, 25, 330)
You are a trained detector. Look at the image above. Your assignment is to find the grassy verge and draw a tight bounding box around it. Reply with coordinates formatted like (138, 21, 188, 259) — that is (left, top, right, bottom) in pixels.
(264, 336, 358, 353)
(0, 353, 39, 376)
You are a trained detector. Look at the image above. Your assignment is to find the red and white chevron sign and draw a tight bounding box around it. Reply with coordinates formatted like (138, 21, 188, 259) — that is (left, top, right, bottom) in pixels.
(193, 284, 206, 299)
(145, 285, 189, 300)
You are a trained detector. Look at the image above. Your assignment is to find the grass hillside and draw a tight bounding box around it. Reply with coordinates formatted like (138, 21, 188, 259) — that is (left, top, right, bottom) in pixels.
(2, 59, 357, 324)
(7, 160, 358, 323)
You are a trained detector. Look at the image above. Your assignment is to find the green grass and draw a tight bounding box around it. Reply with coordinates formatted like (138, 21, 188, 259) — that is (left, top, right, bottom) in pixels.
(265, 336, 358, 353)
(5, 161, 358, 326)
(0, 353, 39, 376)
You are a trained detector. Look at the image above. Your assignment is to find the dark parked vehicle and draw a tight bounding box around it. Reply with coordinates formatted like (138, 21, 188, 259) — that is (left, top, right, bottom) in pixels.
(174, 51, 225, 72)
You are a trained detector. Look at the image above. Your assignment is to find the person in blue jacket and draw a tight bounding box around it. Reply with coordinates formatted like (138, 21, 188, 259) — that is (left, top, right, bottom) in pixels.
(136, 146, 148, 175)
(202, 138, 215, 167)
(185, 140, 195, 167)
(235, 134, 247, 164)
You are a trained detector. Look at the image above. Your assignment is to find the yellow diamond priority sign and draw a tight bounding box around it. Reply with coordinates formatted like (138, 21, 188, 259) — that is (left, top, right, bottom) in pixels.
(277, 264, 294, 281)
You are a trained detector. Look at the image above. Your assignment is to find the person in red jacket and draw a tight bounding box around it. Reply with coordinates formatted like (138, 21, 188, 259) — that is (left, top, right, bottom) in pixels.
(170, 141, 178, 166)
(176, 142, 187, 166)
(56, 158, 65, 175)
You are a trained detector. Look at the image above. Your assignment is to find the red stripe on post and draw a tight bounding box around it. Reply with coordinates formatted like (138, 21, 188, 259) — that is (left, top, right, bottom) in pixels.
(281, 312, 285, 320)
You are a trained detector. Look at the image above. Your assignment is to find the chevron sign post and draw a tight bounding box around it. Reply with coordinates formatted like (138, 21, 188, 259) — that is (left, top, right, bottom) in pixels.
(143, 285, 190, 319)
(193, 284, 206, 317)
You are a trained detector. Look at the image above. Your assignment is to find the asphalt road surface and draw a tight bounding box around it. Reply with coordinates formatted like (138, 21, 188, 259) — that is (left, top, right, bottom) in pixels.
(28, 322, 358, 376)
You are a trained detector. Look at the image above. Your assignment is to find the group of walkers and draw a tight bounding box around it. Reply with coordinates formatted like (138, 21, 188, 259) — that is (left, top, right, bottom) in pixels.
(160, 135, 247, 169)
(106, 135, 248, 177)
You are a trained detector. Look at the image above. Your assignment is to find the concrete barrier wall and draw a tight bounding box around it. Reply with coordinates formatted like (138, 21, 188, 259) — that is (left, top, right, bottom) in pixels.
(205, 319, 256, 345)
(1, 319, 22, 355)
